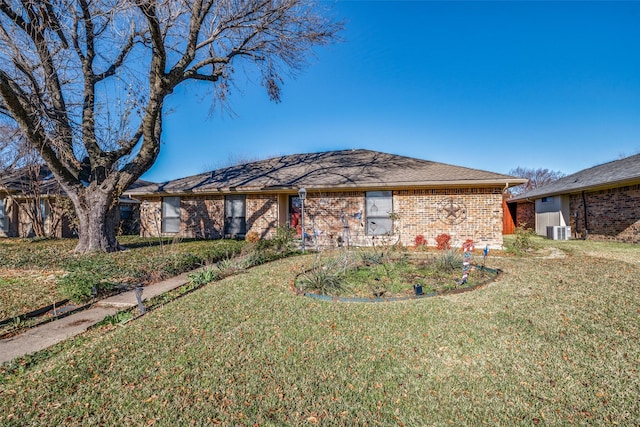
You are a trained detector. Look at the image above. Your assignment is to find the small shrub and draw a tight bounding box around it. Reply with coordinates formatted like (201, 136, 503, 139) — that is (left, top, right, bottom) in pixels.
(508, 224, 538, 254)
(245, 231, 260, 243)
(436, 249, 462, 272)
(272, 225, 296, 251)
(99, 310, 133, 326)
(57, 271, 115, 303)
(188, 265, 221, 286)
(435, 233, 451, 250)
(297, 258, 346, 295)
(358, 250, 385, 266)
(216, 257, 245, 275)
(414, 234, 428, 248)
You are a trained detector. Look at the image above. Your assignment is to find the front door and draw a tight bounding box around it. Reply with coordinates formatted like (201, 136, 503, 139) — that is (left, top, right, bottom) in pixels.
(289, 195, 302, 236)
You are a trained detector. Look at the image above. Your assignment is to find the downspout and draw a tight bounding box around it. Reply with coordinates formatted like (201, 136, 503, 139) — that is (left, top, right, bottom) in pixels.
(581, 191, 589, 240)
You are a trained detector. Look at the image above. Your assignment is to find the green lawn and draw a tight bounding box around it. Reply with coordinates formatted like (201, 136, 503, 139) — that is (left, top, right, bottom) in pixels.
(0, 237, 245, 320)
(1, 238, 638, 425)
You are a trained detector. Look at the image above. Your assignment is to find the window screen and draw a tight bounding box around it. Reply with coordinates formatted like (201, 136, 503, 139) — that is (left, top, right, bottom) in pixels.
(162, 197, 180, 233)
(366, 191, 393, 235)
(225, 195, 246, 237)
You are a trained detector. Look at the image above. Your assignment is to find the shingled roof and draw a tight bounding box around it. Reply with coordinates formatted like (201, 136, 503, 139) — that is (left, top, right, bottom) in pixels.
(510, 153, 640, 201)
(127, 149, 525, 196)
(1, 164, 153, 198)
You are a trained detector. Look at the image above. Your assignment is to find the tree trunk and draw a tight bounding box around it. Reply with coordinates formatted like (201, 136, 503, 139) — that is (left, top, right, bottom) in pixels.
(72, 186, 121, 253)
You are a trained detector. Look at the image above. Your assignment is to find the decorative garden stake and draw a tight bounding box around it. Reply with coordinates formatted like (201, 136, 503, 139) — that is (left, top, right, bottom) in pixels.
(460, 240, 474, 286)
(134, 285, 146, 315)
(483, 244, 489, 267)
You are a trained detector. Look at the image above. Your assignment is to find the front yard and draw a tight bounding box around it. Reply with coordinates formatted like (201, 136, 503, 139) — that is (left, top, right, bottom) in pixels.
(0, 237, 246, 320)
(1, 236, 639, 425)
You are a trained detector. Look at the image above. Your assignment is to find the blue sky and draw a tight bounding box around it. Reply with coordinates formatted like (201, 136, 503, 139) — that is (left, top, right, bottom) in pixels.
(142, 1, 640, 182)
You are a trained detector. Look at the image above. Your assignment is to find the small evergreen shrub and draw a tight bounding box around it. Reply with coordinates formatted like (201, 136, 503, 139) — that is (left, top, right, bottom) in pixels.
(272, 225, 296, 251)
(436, 249, 462, 272)
(358, 250, 385, 266)
(188, 265, 221, 286)
(508, 224, 538, 254)
(297, 258, 346, 295)
(57, 271, 115, 303)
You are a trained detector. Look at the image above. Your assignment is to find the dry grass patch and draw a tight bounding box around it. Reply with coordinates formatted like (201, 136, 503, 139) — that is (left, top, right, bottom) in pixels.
(0, 268, 66, 319)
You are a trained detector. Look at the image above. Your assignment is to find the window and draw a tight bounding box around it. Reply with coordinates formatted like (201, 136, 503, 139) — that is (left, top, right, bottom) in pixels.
(40, 200, 49, 222)
(366, 191, 393, 235)
(162, 197, 180, 233)
(120, 204, 133, 220)
(541, 196, 553, 203)
(225, 195, 246, 237)
(0, 199, 6, 232)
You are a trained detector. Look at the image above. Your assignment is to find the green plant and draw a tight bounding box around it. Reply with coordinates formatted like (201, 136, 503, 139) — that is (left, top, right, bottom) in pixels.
(57, 271, 115, 303)
(216, 257, 245, 274)
(436, 249, 462, 272)
(272, 225, 296, 251)
(188, 265, 221, 286)
(508, 223, 538, 254)
(297, 258, 346, 295)
(358, 250, 385, 266)
(99, 310, 133, 326)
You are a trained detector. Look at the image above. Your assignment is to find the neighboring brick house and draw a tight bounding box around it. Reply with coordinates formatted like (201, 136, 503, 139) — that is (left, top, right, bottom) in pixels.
(0, 165, 146, 238)
(126, 150, 526, 248)
(508, 153, 640, 243)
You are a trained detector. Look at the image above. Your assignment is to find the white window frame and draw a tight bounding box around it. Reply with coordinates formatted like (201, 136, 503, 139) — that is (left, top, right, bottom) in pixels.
(366, 191, 393, 236)
(162, 196, 181, 233)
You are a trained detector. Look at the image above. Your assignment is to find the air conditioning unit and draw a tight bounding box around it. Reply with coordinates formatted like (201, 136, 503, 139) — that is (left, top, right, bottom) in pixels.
(547, 226, 570, 240)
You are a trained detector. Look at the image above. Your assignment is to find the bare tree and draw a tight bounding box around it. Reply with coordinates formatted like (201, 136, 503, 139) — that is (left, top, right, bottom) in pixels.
(507, 166, 566, 196)
(0, 0, 340, 253)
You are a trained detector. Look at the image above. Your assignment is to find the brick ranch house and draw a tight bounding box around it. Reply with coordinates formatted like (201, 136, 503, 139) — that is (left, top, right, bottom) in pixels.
(126, 150, 526, 248)
(508, 153, 640, 243)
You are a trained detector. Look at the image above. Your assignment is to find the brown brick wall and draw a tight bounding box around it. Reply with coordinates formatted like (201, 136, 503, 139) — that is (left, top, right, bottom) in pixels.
(138, 187, 507, 248)
(569, 185, 640, 243)
(301, 191, 365, 247)
(246, 194, 279, 238)
(181, 196, 225, 238)
(394, 188, 505, 248)
(139, 197, 163, 237)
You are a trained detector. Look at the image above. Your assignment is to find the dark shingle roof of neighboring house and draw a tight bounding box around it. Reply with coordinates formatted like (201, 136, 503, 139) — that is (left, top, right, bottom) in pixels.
(1, 165, 154, 199)
(126, 149, 526, 196)
(510, 153, 640, 201)
(0, 165, 61, 194)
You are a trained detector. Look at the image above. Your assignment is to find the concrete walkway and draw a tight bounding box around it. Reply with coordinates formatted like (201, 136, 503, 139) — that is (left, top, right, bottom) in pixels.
(0, 271, 192, 365)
